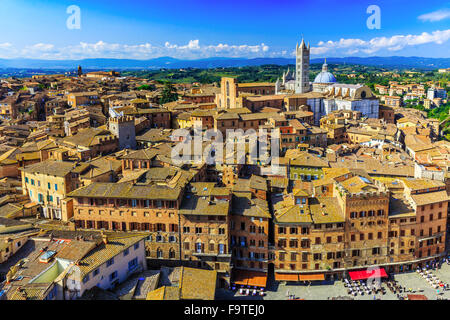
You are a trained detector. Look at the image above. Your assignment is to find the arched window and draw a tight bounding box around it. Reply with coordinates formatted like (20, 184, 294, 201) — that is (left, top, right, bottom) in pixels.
(157, 248, 163, 258)
(169, 248, 175, 259)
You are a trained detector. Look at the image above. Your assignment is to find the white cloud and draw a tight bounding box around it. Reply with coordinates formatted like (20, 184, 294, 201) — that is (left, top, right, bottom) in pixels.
(418, 9, 450, 22)
(0, 40, 273, 60)
(0, 43, 13, 49)
(162, 40, 270, 57)
(20, 43, 56, 57)
(311, 29, 450, 56)
(203, 43, 269, 56)
(310, 46, 330, 55)
(0, 43, 17, 59)
(2, 30, 449, 60)
(28, 43, 54, 51)
(0, 43, 57, 59)
(185, 40, 200, 50)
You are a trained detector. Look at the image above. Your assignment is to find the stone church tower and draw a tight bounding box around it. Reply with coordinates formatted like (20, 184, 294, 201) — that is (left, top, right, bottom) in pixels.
(295, 38, 310, 94)
(108, 116, 136, 150)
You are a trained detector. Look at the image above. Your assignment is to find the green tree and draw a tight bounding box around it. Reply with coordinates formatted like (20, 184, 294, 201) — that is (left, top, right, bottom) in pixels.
(137, 84, 155, 91)
(159, 82, 178, 104)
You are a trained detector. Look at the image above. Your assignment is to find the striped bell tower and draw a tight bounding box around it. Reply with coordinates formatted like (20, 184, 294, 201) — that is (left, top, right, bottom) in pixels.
(295, 38, 310, 94)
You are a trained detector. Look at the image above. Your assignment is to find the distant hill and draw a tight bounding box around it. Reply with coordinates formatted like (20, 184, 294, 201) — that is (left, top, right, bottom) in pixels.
(0, 56, 448, 70)
(321, 56, 450, 69)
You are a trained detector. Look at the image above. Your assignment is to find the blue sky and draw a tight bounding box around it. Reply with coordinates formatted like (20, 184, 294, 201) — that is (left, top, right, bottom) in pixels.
(0, 0, 449, 59)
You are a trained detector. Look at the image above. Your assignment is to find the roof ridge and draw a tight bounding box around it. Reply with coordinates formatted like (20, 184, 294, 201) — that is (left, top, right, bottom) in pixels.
(276, 204, 296, 219)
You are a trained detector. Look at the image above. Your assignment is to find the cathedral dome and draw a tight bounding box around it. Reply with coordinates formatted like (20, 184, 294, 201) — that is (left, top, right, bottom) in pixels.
(314, 72, 337, 83)
(314, 59, 337, 83)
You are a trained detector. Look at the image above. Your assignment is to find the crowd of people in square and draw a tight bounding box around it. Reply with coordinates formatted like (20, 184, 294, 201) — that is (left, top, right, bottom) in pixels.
(229, 257, 450, 300)
(417, 264, 449, 293)
(343, 278, 386, 296)
(231, 284, 265, 297)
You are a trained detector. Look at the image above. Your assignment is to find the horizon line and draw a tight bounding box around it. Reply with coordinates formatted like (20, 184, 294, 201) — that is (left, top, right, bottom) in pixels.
(1, 55, 450, 62)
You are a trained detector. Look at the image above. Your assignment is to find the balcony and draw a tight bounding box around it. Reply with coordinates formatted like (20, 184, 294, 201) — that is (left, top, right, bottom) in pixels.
(192, 251, 232, 258)
(235, 256, 268, 263)
(418, 232, 444, 242)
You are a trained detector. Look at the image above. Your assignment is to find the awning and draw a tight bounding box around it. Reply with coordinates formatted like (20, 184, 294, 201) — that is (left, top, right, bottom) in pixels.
(299, 273, 325, 281)
(407, 294, 428, 300)
(233, 270, 267, 287)
(233, 273, 249, 286)
(275, 273, 299, 281)
(248, 273, 267, 287)
(349, 268, 388, 281)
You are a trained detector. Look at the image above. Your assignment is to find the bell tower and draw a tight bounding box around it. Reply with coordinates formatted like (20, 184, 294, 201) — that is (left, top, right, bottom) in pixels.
(295, 38, 310, 94)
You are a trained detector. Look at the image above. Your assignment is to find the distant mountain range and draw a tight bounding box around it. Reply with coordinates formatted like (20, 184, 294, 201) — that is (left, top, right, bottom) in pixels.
(0, 56, 448, 70)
